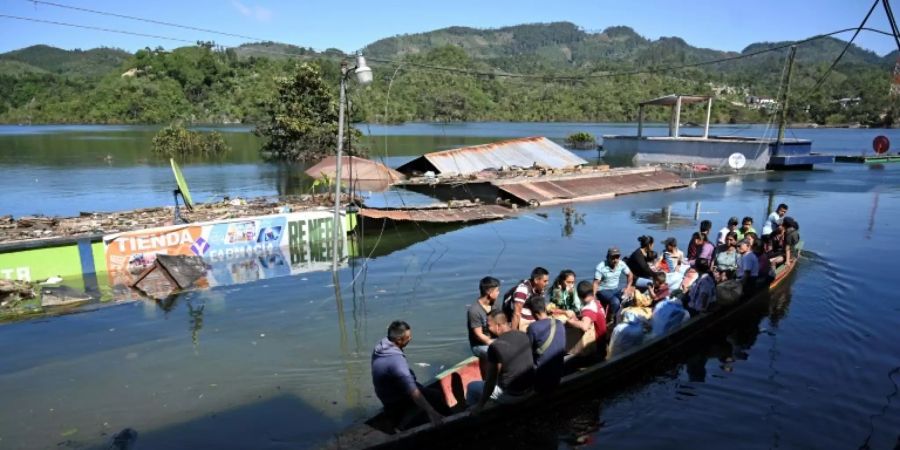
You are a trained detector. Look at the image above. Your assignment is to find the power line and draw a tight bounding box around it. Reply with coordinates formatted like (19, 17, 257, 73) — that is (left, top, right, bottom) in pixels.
(811, 0, 881, 91)
(0, 14, 196, 44)
(0, 13, 342, 62)
(26, 0, 270, 43)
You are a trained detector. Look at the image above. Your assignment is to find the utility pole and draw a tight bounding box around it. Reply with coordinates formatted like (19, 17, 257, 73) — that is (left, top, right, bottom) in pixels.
(332, 61, 348, 273)
(776, 45, 797, 148)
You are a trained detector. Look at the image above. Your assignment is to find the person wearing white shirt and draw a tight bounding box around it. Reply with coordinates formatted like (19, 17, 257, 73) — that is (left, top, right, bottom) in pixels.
(716, 217, 739, 245)
(762, 204, 788, 235)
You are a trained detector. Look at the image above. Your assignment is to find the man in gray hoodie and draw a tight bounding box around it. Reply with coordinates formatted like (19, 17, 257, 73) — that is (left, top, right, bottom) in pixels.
(371, 320, 447, 429)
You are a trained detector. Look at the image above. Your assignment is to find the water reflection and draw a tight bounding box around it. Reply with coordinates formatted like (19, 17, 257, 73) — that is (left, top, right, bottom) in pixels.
(631, 205, 696, 230)
(562, 206, 586, 238)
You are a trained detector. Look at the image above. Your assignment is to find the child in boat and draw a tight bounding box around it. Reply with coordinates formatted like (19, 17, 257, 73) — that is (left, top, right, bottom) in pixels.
(566, 281, 608, 356)
(648, 271, 670, 303)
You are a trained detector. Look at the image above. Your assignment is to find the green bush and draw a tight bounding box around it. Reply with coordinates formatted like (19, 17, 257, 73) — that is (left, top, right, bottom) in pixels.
(565, 132, 597, 149)
(151, 123, 231, 156)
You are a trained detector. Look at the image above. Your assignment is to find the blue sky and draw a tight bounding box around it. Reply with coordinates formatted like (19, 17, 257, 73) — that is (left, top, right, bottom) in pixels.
(1, 0, 898, 56)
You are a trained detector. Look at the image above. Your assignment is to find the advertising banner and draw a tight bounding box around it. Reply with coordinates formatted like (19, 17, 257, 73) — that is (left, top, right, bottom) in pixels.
(103, 210, 348, 289)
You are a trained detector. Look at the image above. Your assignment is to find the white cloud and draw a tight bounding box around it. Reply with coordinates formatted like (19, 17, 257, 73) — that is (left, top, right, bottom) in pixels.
(231, 0, 272, 22)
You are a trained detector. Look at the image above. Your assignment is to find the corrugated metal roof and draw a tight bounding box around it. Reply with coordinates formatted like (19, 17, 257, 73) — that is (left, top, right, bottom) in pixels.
(494, 168, 687, 206)
(640, 94, 711, 106)
(358, 205, 513, 223)
(397, 137, 588, 175)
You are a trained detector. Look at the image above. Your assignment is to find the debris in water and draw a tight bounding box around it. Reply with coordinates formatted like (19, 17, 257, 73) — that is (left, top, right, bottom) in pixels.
(414, 362, 431, 367)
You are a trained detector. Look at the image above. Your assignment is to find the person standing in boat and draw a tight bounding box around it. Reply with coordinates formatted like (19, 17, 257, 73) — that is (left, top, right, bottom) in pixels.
(467, 311, 535, 409)
(716, 217, 739, 245)
(593, 247, 634, 320)
(626, 235, 657, 288)
(763, 203, 788, 236)
(510, 267, 549, 331)
(525, 296, 566, 393)
(371, 321, 449, 429)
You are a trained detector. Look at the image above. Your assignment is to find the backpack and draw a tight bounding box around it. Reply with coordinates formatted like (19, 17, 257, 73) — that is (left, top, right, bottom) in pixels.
(501, 280, 527, 320)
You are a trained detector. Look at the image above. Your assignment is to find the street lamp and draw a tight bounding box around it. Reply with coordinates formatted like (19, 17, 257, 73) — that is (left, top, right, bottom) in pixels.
(333, 53, 373, 272)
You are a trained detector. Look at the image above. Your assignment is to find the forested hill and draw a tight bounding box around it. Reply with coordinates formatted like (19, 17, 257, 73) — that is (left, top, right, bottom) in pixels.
(1, 22, 897, 125)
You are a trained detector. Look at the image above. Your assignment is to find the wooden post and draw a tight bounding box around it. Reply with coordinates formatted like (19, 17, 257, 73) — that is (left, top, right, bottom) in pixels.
(637, 105, 644, 138)
(776, 46, 797, 151)
(703, 97, 713, 139)
(673, 96, 682, 138)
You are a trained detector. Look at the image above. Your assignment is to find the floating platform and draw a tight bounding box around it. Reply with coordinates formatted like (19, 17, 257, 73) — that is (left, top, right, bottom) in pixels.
(835, 154, 900, 164)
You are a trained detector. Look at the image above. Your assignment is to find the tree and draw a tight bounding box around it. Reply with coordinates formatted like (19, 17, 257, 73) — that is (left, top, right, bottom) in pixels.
(254, 62, 362, 161)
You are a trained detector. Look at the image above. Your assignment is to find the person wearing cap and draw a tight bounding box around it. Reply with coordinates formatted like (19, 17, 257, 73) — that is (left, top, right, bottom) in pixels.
(716, 217, 740, 245)
(593, 247, 634, 320)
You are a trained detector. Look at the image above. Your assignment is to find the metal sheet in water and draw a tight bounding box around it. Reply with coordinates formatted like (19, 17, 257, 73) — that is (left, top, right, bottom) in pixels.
(358, 205, 513, 223)
(494, 168, 687, 205)
(396, 136, 588, 175)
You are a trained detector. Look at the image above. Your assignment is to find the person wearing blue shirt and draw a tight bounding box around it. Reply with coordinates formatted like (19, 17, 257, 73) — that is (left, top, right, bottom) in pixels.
(371, 321, 449, 429)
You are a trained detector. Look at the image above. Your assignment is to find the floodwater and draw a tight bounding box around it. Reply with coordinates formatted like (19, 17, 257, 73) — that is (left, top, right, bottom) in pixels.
(1, 123, 899, 449)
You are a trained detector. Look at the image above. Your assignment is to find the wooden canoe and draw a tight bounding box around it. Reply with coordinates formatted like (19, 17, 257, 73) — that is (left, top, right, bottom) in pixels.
(325, 245, 803, 450)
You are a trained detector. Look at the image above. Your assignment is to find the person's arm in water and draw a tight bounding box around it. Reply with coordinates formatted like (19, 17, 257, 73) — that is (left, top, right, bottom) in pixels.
(410, 387, 443, 425)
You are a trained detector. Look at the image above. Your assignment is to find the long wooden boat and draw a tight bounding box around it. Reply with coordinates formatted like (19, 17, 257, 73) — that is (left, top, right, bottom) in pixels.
(326, 245, 803, 449)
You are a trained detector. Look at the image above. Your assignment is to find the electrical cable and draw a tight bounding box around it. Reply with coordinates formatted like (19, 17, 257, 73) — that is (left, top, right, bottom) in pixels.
(811, 0, 880, 92)
(25, 0, 272, 43)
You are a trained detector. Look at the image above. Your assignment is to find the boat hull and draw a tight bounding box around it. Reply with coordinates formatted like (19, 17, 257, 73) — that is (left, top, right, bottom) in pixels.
(330, 247, 803, 449)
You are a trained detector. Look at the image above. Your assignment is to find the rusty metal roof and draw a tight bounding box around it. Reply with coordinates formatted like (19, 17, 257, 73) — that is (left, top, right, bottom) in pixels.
(494, 168, 687, 206)
(358, 205, 513, 223)
(396, 137, 588, 175)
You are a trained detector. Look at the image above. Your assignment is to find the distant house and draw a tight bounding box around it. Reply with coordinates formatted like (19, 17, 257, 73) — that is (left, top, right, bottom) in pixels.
(832, 97, 861, 109)
(745, 96, 778, 110)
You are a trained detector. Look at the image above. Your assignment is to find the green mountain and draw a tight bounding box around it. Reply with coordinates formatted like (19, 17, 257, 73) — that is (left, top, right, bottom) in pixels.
(0, 22, 897, 126)
(0, 44, 131, 78)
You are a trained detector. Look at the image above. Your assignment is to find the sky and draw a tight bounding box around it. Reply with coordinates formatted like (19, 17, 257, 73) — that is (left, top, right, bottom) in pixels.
(1, 0, 898, 56)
